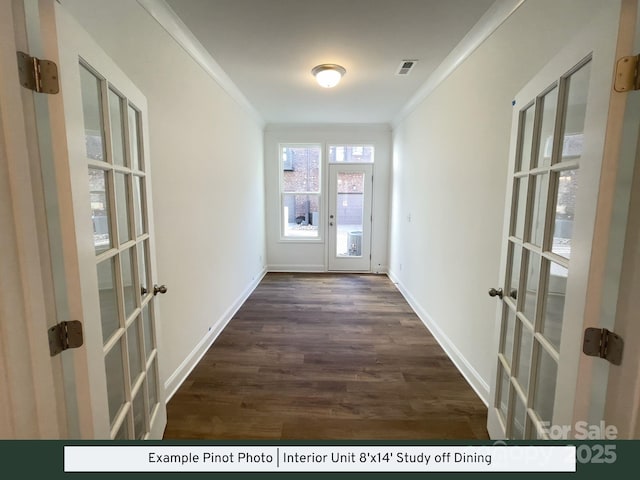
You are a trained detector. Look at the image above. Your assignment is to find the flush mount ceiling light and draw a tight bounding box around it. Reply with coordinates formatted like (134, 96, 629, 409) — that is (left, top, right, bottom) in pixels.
(311, 64, 346, 88)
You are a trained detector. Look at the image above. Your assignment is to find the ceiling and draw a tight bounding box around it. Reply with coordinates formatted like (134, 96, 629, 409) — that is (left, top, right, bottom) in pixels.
(164, 0, 496, 125)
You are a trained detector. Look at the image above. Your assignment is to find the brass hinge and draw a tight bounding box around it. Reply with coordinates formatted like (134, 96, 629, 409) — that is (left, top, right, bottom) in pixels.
(17, 51, 60, 94)
(614, 54, 640, 92)
(48, 321, 84, 356)
(582, 328, 623, 365)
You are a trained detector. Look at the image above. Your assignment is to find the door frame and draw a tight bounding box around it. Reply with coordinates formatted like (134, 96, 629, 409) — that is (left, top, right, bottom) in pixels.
(327, 163, 373, 272)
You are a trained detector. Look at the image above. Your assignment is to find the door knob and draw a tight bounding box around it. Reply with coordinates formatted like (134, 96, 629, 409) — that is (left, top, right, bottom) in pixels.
(141, 286, 148, 296)
(488, 287, 503, 299)
(329, 222, 334, 226)
(153, 284, 167, 296)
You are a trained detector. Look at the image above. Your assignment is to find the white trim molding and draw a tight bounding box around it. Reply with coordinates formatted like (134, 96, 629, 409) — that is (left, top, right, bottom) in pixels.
(164, 268, 267, 401)
(388, 270, 491, 406)
(136, 0, 265, 128)
(392, 0, 526, 128)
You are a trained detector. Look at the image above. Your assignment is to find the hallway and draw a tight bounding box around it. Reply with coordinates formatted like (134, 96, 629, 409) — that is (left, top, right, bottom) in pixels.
(164, 273, 488, 439)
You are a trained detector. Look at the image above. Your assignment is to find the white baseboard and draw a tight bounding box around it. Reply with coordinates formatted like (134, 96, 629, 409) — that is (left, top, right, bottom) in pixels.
(164, 267, 267, 401)
(267, 264, 326, 272)
(387, 269, 490, 406)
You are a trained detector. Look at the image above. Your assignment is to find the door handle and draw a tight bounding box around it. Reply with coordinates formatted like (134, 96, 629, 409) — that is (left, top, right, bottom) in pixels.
(488, 287, 503, 299)
(329, 222, 334, 226)
(153, 284, 167, 296)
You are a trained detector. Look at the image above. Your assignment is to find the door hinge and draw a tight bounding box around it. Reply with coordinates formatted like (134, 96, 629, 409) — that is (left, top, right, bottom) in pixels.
(17, 51, 60, 94)
(48, 321, 84, 356)
(582, 327, 623, 365)
(614, 54, 640, 92)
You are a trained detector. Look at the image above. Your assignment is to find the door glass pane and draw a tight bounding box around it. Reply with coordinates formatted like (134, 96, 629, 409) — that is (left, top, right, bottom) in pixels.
(115, 173, 131, 244)
(508, 243, 522, 301)
(121, 248, 136, 319)
(533, 346, 558, 425)
(530, 174, 549, 247)
(138, 241, 149, 298)
(512, 177, 528, 239)
(108, 89, 126, 167)
(498, 365, 510, 422)
(336, 172, 365, 257)
(97, 257, 119, 344)
(534, 86, 559, 168)
(516, 105, 535, 172)
(328, 145, 374, 163)
(516, 323, 533, 394)
(281, 146, 320, 192)
(133, 176, 144, 237)
(128, 105, 141, 171)
(133, 388, 146, 439)
(500, 306, 516, 367)
(89, 169, 111, 254)
(510, 393, 527, 439)
(559, 62, 591, 164)
(79, 65, 105, 162)
(542, 263, 568, 351)
(523, 252, 540, 321)
(142, 304, 154, 360)
(282, 194, 319, 238)
(105, 340, 126, 425)
(148, 359, 158, 417)
(127, 317, 143, 385)
(551, 170, 578, 259)
(114, 418, 129, 440)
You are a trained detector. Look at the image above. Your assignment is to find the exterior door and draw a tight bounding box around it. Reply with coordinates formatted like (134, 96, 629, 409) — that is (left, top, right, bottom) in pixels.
(20, 2, 168, 439)
(487, 3, 626, 440)
(328, 164, 373, 271)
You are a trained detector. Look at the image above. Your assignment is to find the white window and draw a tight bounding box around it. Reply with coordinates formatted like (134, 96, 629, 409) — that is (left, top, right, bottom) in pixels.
(280, 144, 321, 239)
(328, 145, 375, 163)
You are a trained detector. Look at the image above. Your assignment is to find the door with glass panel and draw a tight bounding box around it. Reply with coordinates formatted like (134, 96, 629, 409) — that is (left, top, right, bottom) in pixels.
(487, 22, 621, 439)
(56, 6, 166, 439)
(327, 145, 373, 271)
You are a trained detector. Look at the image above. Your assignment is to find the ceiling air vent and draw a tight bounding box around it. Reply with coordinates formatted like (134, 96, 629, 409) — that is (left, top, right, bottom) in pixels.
(396, 60, 417, 76)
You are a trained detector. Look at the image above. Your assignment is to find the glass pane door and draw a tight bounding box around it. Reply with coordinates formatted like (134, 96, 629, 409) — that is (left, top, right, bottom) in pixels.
(79, 62, 161, 439)
(493, 59, 591, 439)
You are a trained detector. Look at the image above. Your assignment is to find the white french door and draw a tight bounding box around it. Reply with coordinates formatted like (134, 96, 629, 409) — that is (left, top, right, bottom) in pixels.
(487, 3, 628, 440)
(24, 2, 168, 439)
(328, 164, 373, 271)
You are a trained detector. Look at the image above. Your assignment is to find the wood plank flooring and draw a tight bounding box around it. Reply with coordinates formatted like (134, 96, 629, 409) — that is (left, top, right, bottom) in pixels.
(163, 273, 488, 439)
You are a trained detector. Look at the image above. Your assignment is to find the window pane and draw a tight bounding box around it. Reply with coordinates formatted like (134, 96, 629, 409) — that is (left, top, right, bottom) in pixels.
(142, 303, 154, 360)
(500, 306, 516, 367)
(559, 62, 590, 163)
(128, 105, 141, 171)
(535, 86, 559, 168)
(115, 173, 131, 244)
(512, 177, 528, 239)
(138, 241, 149, 298)
(133, 176, 144, 237)
(533, 346, 558, 425)
(79, 65, 105, 162)
(336, 172, 365, 257)
(517, 105, 535, 172)
(508, 242, 522, 301)
(530, 174, 549, 247)
(282, 146, 320, 193)
(127, 317, 143, 386)
(329, 145, 374, 163)
(510, 393, 527, 439)
(97, 257, 119, 344)
(516, 323, 533, 395)
(497, 364, 510, 423)
(148, 359, 158, 417)
(121, 249, 136, 319)
(105, 340, 126, 426)
(551, 170, 578, 259)
(108, 89, 126, 167)
(523, 252, 540, 321)
(283, 194, 319, 238)
(133, 388, 146, 439)
(542, 263, 568, 351)
(89, 168, 112, 254)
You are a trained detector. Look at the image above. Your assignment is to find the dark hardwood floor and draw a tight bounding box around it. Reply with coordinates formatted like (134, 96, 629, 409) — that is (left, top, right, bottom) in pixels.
(163, 273, 488, 439)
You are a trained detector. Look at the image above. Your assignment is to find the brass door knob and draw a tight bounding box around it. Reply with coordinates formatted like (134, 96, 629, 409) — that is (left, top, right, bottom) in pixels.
(153, 284, 167, 296)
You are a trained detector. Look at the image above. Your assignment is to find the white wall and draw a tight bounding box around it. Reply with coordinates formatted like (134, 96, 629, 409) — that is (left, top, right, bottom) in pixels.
(62, 0, 266, 398)
(264, 124, 391, 272)
(389, 0, 620, 404)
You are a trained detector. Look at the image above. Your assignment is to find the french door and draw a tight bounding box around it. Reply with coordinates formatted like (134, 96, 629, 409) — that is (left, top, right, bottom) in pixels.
(327, 164, 373, 271)
(487, 4, 626, 440)
(47, 3, 166, 438)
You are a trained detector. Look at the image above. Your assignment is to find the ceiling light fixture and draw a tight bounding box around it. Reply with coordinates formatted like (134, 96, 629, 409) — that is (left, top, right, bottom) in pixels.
(311, 64, 346, 88)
